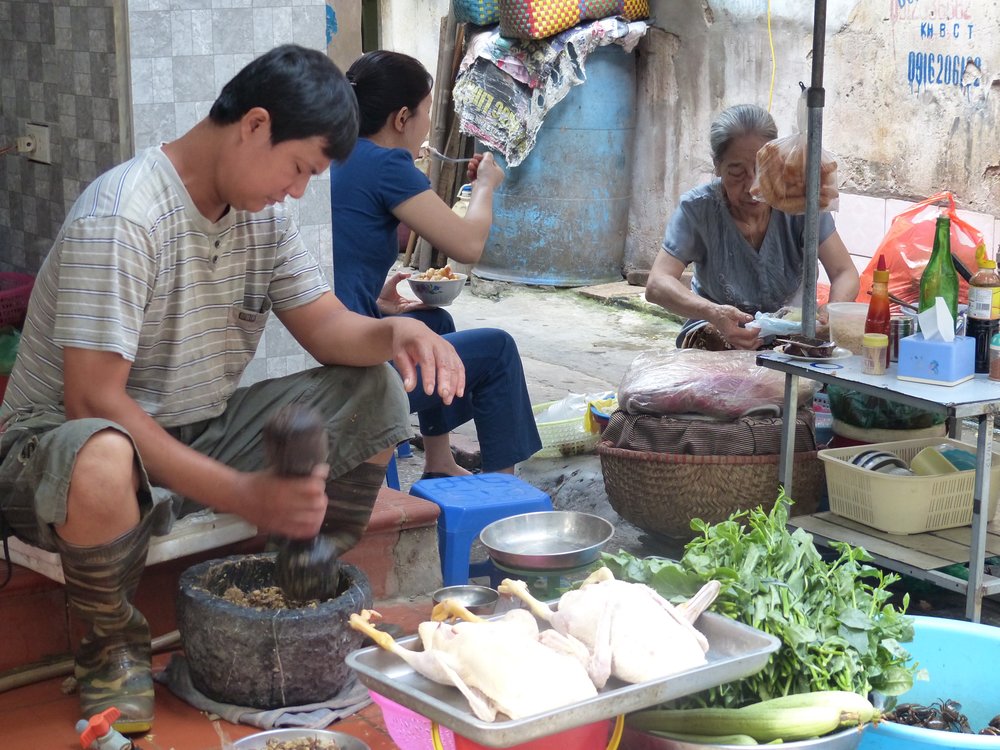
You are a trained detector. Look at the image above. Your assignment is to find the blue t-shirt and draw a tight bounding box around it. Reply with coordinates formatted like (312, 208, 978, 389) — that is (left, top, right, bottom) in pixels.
(662, 180, 836, 314)
(330, 138, 431, 317)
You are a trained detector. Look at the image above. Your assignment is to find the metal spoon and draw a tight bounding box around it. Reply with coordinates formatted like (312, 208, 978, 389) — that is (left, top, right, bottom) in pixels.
(427, 146, 475, 164)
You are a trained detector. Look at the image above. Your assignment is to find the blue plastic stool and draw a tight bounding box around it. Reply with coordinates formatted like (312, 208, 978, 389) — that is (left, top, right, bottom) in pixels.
(384, 442, 413, 491)
(385, 454, 400, 490)
(409, 474, 552, 586)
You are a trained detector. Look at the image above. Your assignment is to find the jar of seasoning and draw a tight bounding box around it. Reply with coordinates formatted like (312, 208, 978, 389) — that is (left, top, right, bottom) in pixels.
(862, 333, 889, 375)
(990, 332, 1000, 382)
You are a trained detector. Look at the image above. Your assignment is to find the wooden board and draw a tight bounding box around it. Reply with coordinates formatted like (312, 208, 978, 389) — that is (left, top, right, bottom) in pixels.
(790, 511, 1000, 570)
(7, 512, 257, 583)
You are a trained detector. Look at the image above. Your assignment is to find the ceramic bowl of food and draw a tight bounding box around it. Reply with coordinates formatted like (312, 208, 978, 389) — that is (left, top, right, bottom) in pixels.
(407, 272, 467, 307)
(233, 728, 370, 749)
(431, 584, 499, 615)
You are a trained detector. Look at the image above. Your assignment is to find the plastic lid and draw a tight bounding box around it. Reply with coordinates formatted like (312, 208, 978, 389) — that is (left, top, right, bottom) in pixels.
(863, 333, 888, 347)
(979, 259, 997, 270)
(873, 255, 889, 282)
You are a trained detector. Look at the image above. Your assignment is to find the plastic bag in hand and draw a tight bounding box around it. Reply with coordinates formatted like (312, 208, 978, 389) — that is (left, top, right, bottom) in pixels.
(617, 349, 816, 420)
(745, 309, 803, 337)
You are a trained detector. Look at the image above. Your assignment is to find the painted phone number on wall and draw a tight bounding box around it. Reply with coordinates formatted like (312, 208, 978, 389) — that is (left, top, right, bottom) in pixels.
(907, 51, 982, 88)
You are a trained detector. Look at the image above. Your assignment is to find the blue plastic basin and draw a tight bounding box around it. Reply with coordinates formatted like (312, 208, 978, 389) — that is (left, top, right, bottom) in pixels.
(860, 615, 1000, 748)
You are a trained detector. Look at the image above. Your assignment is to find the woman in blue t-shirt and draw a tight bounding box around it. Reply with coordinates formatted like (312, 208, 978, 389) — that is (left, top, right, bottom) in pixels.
(331, 50, 541, 478)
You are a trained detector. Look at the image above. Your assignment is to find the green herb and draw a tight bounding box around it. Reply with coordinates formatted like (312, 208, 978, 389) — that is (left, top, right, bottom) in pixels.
(603, 492, 915, 708)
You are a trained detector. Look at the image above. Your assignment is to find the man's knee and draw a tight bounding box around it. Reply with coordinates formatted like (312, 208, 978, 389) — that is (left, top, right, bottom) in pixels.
(71, 428, 139, 503)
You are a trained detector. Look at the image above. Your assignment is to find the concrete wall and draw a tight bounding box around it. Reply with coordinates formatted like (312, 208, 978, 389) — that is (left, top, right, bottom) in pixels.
(628, 0, 1000, 273)
(378, 0, 446, 80)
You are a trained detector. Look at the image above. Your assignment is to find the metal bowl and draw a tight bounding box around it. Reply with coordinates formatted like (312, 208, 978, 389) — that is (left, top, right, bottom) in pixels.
(480, 511, 614, 571)
(621, 725, 865, 750)
(233, 728, 371, 749)
(432, 584, 499, 615)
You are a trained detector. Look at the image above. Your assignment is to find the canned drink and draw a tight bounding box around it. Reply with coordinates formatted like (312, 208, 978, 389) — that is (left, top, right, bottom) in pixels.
(889, 316, 916, 363)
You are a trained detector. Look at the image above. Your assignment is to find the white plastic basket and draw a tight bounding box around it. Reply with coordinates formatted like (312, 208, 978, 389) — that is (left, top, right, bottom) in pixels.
(818, 437, 1000, 534)
(531, 401, 600, 459)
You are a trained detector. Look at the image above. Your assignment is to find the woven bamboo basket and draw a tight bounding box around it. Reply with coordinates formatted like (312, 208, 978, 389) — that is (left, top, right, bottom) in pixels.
(598, 442, 824, 539)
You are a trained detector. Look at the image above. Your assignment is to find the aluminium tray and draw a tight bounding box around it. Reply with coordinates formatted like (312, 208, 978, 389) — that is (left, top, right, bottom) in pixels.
(346, 611, 780, 748)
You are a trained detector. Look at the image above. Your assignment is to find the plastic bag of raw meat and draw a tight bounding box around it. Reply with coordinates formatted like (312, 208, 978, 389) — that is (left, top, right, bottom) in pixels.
(617, 349, 816, 420)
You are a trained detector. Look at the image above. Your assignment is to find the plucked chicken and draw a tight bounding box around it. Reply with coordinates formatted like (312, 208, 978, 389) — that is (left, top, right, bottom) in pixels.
(349, 601, 597, 722)
(498, 567, 720, 688)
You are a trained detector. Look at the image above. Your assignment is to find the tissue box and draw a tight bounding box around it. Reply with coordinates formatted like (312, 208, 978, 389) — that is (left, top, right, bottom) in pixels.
(897, 333, 975, 386)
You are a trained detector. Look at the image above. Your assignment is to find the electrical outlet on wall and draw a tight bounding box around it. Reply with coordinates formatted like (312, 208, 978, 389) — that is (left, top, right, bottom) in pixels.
(25, 122, 51, 164)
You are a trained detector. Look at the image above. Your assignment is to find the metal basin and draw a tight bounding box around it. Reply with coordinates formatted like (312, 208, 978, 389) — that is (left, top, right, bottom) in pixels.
(432, 584, 499, 615)
(480, 511, 614, 571)
(234, 728, 370, 749)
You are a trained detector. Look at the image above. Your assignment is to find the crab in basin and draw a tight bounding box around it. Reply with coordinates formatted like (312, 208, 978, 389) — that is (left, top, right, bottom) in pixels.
(349, 600, 597, 722)
(498, 567, 720, 688)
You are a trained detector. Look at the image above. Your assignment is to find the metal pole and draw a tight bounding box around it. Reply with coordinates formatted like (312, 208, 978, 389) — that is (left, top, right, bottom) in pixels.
(801, 0, 827, 339)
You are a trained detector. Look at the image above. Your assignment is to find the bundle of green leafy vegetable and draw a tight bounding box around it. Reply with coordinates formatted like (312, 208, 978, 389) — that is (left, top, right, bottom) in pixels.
(603, 492, 916, 708)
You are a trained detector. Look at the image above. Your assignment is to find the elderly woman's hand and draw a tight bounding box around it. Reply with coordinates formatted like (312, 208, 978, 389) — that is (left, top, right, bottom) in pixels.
(711, 305, 760, 350)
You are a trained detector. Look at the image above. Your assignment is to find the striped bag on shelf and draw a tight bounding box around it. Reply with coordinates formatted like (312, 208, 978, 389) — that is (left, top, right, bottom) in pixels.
(454, 0, 500, 26)
(499, 0, 649, 40)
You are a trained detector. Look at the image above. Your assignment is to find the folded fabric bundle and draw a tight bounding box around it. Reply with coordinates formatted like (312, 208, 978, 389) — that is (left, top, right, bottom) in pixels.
(156, 653, 371, 730)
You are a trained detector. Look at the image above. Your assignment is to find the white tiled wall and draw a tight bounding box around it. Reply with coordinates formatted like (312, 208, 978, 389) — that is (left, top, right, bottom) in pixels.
(826, 192, 999, 284)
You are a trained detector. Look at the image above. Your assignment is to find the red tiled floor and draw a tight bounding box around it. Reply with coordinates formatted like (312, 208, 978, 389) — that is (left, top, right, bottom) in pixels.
(0, 595, 434, 750)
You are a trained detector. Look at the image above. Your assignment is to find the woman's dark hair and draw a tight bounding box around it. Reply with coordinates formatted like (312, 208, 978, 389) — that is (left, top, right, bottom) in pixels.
(709, 104, 778, 166)
(209, 44, 358, 162)
(346, 50, 433, 137)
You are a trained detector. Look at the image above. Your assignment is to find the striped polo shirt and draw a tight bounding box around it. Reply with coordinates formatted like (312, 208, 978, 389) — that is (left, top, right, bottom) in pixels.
(3, 146, 329, 428)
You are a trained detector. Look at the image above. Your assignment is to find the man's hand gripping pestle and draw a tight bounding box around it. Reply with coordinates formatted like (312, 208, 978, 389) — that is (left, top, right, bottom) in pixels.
(266, 404, 342, 602)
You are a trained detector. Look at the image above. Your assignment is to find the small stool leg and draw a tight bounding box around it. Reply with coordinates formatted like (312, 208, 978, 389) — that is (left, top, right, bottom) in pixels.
(385, 454, 400, 490)
(438, 528, 475, 586)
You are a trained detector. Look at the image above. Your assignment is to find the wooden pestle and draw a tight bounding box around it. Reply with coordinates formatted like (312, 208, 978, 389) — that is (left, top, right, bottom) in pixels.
(264, 404, 342, 602)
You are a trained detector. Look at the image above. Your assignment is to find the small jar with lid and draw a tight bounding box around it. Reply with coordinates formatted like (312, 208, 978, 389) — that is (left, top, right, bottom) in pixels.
(862, 333, 889, 375)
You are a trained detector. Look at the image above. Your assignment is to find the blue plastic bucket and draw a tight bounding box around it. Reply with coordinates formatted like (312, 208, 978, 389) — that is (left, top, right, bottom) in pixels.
(477, 44, 637, 287)
(859, 615, 1000, 748)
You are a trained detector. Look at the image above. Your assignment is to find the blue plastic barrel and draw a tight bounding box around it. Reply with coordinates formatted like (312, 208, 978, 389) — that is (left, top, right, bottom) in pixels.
(476, 44, 637, 287)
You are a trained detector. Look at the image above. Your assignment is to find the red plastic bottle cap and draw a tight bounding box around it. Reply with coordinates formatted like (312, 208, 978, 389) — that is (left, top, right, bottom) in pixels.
(79, 707, 121, 748)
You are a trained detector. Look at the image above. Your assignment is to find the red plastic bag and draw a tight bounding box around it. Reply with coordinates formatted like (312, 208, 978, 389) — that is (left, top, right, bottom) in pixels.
(854, 192, 986, 309)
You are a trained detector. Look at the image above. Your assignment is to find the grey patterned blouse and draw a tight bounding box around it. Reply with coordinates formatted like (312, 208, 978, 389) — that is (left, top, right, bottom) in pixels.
(662, 180, 835, 315)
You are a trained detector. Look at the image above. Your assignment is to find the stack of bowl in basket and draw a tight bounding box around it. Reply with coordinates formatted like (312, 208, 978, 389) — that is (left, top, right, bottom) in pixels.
(598, 349, 825, 539)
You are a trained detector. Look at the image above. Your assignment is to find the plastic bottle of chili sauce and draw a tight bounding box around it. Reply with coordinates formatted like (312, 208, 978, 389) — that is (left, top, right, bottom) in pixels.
(865, 255, 891, 369)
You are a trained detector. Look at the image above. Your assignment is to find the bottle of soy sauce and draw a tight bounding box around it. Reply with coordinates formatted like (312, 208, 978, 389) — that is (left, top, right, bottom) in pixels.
(967, 257, 1000, 373)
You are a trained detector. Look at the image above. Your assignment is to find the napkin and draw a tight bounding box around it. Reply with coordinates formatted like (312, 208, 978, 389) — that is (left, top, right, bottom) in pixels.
(917, 297, 955, 342)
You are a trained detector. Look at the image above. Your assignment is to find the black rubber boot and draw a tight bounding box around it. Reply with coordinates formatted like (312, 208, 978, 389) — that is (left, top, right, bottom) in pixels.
(55, 522, 155, 734)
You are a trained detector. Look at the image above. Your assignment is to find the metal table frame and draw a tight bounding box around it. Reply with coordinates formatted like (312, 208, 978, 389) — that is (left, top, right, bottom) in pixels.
(757, 351, 1000, 621)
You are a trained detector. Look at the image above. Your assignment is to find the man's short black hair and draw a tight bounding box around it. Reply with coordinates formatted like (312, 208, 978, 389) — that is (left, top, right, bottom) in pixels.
(210, 44, 358, 162)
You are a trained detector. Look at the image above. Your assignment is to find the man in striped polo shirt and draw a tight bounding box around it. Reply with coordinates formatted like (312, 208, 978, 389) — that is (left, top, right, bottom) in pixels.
(0, 45, 464, 733)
